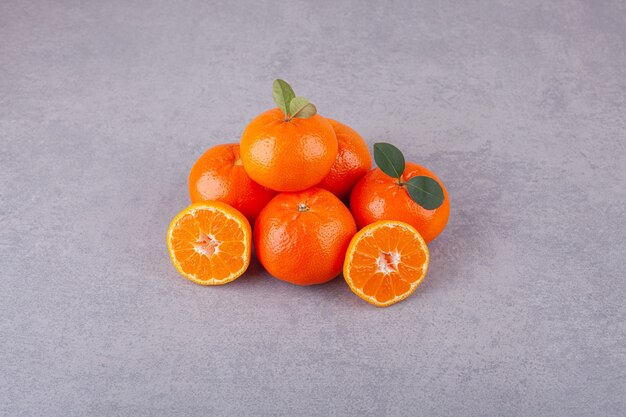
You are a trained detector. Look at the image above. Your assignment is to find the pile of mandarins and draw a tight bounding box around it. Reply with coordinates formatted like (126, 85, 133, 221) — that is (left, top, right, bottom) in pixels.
(167, 80, 449, 307)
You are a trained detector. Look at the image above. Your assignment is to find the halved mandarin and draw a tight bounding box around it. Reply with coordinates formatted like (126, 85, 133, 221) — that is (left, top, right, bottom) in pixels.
(166, 202, 251, 285)
(343, 220, 429, 307)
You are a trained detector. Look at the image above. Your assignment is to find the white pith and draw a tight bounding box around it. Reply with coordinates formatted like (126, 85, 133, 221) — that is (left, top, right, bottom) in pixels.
(376, 251, 401, 274)
(193, 232, 220, 257)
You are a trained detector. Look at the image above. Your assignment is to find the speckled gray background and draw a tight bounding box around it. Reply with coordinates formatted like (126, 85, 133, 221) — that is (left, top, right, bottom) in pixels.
(1, 0, 625, 416)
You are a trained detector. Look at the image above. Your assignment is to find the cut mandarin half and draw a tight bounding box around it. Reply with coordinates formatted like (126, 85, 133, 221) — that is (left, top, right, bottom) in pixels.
(166, 202, 251, 285)
(343, 220, 429, 307)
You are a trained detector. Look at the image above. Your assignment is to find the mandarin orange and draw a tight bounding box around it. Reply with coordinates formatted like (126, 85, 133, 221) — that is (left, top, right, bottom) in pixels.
(188, 143, 276, 224)
(343, 220, 429, 306)
(240, 108, 337, 192)
(254, 188, 356, 285)
(350, 162, 449, 243)
(318, 119, 372, 200)
(167, 202, 252, 285)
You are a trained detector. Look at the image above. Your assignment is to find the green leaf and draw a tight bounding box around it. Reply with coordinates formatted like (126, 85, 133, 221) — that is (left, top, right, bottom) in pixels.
(404, 176, 445, 210)
(289, 96, 317, 119)
(272, 79, 295, 117)
(374, 143, 405, 179)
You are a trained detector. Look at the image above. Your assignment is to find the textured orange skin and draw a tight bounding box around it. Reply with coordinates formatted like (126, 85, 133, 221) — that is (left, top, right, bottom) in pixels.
(188, 143, 276, 224)
(240, 108, 338, 192)
(350, 162, 450, 243)
(254, 188, 357, 286)
(318, 119, 372, 201)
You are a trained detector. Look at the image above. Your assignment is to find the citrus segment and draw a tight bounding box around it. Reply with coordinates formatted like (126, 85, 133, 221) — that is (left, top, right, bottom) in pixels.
(343, 220, 429, 306)
(167, 202, 251, 285)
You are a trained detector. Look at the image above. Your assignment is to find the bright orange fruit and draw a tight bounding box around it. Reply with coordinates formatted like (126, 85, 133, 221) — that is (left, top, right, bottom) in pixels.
(254, 188, 357, 285)
(350, 162, 450, 243)
(343, 220, 429, 307)
(167, 202, 251, 285)
(240, 108, 338, 192)
(188, 143, 276, 224)
(318, 119, 372, 200)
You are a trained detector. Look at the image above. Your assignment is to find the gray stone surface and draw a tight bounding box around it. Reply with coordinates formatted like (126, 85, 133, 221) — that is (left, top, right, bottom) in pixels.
(1, 0, 625, 416)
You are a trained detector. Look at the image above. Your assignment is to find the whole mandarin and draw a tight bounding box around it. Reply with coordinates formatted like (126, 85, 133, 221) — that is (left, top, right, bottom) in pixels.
(350, 162, 449, 243)
(254, 188, 357, 285)
(240, 108, 337, 192)
(188, 143, 276, 224)
(318, 119, 372, 201)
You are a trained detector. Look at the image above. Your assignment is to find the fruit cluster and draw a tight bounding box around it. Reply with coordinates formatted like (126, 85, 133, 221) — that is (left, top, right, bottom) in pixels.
(167, 80, 449, 307)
